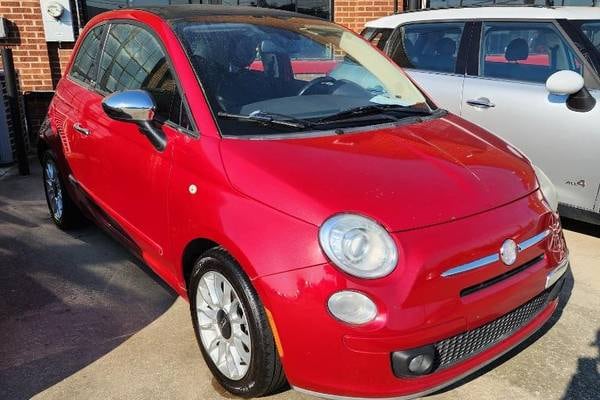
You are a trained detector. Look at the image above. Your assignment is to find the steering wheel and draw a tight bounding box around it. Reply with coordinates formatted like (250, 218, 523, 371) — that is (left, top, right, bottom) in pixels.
(298, 76, 338, 96)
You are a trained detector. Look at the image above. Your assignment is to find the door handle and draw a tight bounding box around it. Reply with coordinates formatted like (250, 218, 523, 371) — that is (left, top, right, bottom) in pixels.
(466, 97, 496, 108)
(73, 122, 91, 136)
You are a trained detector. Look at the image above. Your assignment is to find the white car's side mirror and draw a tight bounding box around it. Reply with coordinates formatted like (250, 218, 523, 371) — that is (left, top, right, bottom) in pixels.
(546, 70, 596, 113)
(545, 70, 584, 95)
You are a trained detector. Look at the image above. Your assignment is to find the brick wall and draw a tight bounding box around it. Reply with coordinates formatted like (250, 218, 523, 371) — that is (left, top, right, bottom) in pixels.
(334, 0, 399, 33)
(0, 1, 74, 138)
(0, 1, 54, 91)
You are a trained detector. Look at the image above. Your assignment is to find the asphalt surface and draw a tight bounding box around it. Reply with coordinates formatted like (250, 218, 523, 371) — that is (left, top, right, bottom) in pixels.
(1, 162, 599, 400)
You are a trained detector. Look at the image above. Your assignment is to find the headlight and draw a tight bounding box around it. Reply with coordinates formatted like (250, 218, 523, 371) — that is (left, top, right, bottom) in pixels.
(319, 214, 398, 278)
(533, 165, 558, 212)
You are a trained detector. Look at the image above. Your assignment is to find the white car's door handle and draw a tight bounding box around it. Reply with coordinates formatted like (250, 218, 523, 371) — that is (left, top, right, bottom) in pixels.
(73, 122, 91, 136)
(466, 97, 496, 108)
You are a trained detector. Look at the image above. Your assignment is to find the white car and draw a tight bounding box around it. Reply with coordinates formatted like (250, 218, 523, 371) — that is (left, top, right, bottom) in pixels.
(364, 7, 600, 225)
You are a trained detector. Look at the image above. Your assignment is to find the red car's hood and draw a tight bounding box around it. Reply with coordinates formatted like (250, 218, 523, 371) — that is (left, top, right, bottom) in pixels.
(220, 114, 537, 232)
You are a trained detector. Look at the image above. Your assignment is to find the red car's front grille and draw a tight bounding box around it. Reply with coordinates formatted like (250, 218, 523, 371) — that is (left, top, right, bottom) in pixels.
(434, 289, 550, 370)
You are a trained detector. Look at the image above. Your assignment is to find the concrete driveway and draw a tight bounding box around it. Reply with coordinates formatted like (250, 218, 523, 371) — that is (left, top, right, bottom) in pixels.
(1, 162, 599, 400)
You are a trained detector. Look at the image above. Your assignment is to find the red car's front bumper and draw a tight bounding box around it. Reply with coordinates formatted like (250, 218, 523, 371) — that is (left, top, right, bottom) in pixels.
(253, 192, 568, 399)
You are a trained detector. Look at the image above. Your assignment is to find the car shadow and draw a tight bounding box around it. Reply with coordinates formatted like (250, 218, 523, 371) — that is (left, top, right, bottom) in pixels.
(429, 266, 575, 396)
(0, 164, 178, 400)
(560, 330, 600, 400)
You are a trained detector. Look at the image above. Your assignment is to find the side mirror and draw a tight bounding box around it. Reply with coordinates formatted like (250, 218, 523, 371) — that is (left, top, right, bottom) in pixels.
(102, 90, 167, 151)
(546, 70, 596, 113)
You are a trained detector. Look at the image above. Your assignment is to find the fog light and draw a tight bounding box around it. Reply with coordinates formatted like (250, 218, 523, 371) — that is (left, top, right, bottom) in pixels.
(391, 346, 436, 377)
(327, 291, 377, 325)
(408, 354, 434, 375)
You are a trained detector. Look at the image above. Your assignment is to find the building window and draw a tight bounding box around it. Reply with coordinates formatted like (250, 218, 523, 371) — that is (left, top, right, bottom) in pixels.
(84, 0, 332, 22)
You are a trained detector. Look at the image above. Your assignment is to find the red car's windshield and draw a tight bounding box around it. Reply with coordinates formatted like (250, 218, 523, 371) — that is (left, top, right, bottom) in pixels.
(173, 16, 433, 136)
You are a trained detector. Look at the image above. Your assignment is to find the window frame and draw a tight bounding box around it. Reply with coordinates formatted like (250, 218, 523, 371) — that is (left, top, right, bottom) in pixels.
(467, 18, 600, 90)
(97, 20, 198, 136)
(558, 19, 600, 82)
(67, 22, 109, 90)
(69, 19, 198, 137)
(384, 20, 473, 77)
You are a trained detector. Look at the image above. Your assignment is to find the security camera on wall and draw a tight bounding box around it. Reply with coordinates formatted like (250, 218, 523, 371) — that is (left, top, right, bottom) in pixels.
(39, 0, 75, 42)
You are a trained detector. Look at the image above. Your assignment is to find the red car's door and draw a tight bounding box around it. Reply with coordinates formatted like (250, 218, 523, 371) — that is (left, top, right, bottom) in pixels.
(86, 23, 191, 277)
(52, 24, 106, 193)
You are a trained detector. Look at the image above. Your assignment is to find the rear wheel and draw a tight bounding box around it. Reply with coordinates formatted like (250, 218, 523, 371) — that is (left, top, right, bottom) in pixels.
(189, 247, 287, 397)
(42, 151, 85, 229)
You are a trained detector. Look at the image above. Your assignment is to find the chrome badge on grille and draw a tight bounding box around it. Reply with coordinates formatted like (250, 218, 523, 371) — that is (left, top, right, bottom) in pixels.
(500, 239, 518, 266)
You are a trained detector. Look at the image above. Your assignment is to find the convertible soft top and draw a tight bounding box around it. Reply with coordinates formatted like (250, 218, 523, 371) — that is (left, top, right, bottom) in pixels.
(138, 4, 319, 22)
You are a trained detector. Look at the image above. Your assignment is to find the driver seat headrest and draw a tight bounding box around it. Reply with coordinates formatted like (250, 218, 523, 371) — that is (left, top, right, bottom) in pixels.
(505, 38, 529, 62)
(230, 37, 259, 69)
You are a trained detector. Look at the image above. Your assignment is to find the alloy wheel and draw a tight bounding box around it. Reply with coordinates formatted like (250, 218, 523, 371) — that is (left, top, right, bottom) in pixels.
(44, 159, 64, 221)
(195, 271, 252, 381)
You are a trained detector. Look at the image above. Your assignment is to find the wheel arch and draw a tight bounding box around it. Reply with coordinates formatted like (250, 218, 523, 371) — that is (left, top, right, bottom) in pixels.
(180, 236, 259, 297)
(181, 237, 221, 292)
(37, 136, 54, 165)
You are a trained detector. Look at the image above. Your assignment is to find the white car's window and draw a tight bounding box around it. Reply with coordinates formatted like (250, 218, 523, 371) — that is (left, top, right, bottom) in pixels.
(579, 20, 600, 51)
(362, 27, 393, 50)
(479, 22, 583, 84)
(390, 22, 465, 74)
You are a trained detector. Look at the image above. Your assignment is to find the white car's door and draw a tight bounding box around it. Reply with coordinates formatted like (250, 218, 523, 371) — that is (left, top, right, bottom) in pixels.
(384, 22, 468, 115)
(461, 20, 600, 214)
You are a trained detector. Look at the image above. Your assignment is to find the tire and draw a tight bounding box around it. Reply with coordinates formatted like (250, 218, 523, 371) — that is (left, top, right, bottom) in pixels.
(189, 247, 287, 398)
(41, 151, 86, 230)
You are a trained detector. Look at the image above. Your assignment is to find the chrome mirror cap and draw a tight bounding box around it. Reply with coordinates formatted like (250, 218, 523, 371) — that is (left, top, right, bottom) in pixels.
(102, 89, 156, 122)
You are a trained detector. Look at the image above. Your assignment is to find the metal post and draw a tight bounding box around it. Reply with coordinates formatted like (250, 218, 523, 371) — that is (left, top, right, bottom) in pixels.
(1, 48, 29, 176)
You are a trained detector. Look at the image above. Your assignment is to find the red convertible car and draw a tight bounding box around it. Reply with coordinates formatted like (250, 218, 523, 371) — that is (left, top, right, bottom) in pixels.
(38, 5, 569, 399)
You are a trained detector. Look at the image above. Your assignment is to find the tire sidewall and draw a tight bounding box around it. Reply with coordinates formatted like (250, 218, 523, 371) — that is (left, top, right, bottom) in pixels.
(41, 152, 65, 226)
(189, 253, 273, 397)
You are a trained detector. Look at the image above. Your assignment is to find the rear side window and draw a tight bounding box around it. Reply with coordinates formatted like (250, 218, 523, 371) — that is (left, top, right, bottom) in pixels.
(97, 24, 179, 122)
(362, 27, 393, 50)
(70, 25, 104, 85)
(390, 22, 465, 74)
(479, 22, 583, 84)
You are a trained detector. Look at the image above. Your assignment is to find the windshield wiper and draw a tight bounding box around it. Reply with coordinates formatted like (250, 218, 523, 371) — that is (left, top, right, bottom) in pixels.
(218, 111, 313, 130)
(317, 104, 433, 123)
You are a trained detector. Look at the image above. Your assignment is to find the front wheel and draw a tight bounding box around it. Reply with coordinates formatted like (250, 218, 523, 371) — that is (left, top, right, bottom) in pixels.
(189, 248, 286, 397)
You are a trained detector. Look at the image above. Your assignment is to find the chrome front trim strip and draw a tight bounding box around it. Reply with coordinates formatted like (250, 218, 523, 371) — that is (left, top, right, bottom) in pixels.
(442, 230, 550, 278)
(545, 258, 569, 289)
(441, 254, 499, 278)
(518, 230, 550, 252)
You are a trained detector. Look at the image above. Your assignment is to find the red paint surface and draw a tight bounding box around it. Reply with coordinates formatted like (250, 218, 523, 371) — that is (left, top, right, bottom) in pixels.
(42, 9, 567, 398)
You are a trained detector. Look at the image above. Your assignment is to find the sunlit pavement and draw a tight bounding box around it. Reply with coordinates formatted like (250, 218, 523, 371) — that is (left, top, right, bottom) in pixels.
(1, 162, 599, 400)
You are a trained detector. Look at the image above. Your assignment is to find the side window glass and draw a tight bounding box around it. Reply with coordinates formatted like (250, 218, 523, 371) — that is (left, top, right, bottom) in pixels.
(70, 25, 104, 85)
(480, 22, 583, 84)
(362, 28, 393, 50)
(97, 24, 178, 122)
(169, 91, 192, 131)
(391, 22, 465, 73)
